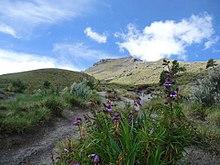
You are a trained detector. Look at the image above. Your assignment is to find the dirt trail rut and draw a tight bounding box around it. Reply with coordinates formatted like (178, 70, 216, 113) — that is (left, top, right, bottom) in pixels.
(0, 109, 88, 165)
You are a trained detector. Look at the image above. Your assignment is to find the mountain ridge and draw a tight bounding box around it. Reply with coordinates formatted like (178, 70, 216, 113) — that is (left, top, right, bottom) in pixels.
(0, 68, 94, 91)
(86, 57, 220, 85)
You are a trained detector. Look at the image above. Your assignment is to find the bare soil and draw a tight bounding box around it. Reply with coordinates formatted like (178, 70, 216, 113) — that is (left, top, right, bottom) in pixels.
(0, 108, 88, 165)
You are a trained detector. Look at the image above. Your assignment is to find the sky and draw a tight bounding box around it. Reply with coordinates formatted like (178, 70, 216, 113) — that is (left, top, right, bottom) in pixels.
(0, 0, 220, 74)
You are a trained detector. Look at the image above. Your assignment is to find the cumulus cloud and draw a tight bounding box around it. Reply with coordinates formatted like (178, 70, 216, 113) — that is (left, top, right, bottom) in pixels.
(0, 0, 94, 37)
(84, 27, 107, 43)
(116, 14, 216, 61)
(53, 42, 117, 69)
(0, 49, 79, 75)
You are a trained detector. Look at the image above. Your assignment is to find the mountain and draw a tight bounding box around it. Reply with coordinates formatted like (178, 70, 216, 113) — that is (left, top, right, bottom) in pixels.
(86, 57, 220, 85)
(0, 68, 94, 91)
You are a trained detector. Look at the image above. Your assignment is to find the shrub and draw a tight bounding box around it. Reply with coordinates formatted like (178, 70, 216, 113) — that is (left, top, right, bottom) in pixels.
(86, 79, 100, 90)
(42, 95, 66, 116)
(191, 66, 220, 106)
(70, 80, 93, 100)
(171, 60, 186, 75)
(8, 79, 27, 93)
(206, 58, 217, 69)
(70, 80, 101, 104)
(63, 93, 86, 108)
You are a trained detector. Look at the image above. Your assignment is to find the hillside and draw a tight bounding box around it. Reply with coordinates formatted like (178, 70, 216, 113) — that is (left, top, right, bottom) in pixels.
(86, 57, 220, 85)
(0, 68, 95, 91)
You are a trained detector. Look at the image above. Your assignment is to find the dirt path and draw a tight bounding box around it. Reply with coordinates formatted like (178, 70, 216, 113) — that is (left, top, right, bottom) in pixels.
(0, 108, 89, 165)
(179, 145, 220, 165)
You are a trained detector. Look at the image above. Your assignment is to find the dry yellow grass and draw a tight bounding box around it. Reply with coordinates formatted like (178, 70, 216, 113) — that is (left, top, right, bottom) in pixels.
(86, 57, 220, 85)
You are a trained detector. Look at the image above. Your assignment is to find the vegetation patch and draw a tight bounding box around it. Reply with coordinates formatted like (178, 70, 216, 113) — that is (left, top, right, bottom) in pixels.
(0, 79, 101, 134)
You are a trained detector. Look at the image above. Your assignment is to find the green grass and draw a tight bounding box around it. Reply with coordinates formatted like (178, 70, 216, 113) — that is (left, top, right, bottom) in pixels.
(56, 101, 193, 164)
(182, 102, 220, 140)
(0, 106, 51, 134)
(0, 80, 101, 134)
(0, 68, 95, 92)
(0, 93, 67, 134)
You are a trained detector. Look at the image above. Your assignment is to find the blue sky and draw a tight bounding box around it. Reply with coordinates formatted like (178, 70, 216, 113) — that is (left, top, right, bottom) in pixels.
(0, 0, 219, 74)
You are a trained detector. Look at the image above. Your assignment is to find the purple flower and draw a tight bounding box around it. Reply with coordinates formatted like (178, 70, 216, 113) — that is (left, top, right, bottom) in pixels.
(103, 101, 113, 113)
(163, 78, 173, 89)
(72, 117, 82, 126)
(169, 91, 177, 99)
(105, 106, 112, 113)
(89, 154, 100, 165)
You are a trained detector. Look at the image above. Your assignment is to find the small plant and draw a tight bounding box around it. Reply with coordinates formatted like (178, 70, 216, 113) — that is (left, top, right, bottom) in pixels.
(162, 59, 179, 105)
(171, 60, 186, 75)
(42, 95, 65, 117)
(72, 117, 84, 139)
(64, 93, 86, 108)
(159, 59, 186, 85)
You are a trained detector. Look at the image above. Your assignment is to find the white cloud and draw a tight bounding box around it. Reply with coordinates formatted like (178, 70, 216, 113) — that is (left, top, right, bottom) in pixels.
(0, 22, 17, 37)
(84, 27, 107, 43)
(204, 37, 219, 49)
(0, 49, 79, 75)
(0, 42, 114, 75)
(0, 0, 94, 37)
(116, 14, 216, 61)
(53, 42, 117, 69)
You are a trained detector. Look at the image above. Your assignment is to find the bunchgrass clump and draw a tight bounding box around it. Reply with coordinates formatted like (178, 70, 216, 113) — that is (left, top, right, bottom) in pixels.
(56, 103, 193, 164)
(0, 93, 65, 133)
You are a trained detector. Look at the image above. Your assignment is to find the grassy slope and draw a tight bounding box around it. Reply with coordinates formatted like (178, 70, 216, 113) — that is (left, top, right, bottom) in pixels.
(86, 57, 220, 85)
(0, 68, 95, 91)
